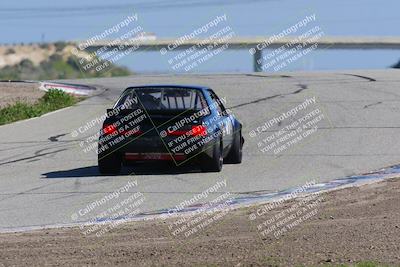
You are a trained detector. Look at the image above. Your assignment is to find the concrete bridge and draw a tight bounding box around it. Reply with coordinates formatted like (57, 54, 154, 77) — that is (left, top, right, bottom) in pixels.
(81, 36, 400, 72)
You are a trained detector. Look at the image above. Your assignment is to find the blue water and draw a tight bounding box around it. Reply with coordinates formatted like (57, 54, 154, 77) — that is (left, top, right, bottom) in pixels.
(1, 0, 399, 73)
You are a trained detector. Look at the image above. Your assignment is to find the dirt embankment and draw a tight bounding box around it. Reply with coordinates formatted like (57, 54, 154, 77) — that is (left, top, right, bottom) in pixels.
(0, 43, 84, 69)
(0, 178, 399, 266)
(0, 82, 43, 108)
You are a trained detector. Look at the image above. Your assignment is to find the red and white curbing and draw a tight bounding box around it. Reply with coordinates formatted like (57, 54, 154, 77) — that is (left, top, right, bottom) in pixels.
(39, 82, 96, 96)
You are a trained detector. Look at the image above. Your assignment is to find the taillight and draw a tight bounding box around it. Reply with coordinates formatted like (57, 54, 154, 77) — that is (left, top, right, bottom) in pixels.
(103, 124, 117, 135)
(167, 125, 207, 137)
(191, 125, 207, 136)
(167, 130, 187, 136)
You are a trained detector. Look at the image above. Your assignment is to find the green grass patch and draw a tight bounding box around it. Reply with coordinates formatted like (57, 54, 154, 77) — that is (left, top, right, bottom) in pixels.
(0, 89, 80, 125)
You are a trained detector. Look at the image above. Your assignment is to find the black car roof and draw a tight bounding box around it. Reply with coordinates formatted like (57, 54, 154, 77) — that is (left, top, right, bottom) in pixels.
(125, 85, 210, 91)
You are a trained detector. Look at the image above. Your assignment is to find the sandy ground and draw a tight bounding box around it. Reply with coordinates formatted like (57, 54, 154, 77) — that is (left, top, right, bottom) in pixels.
(0, 178, 399, 267)
(0, 82, 43, 108)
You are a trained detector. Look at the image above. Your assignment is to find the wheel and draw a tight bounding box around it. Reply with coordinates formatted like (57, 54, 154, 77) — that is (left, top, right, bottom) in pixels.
(225, 129, 243, 164)
(201, 138, 223, 172)
(98, 153, 122, 175)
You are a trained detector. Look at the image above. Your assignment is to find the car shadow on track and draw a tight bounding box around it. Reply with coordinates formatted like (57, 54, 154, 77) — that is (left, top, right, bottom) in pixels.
(42, 162, 203, 178)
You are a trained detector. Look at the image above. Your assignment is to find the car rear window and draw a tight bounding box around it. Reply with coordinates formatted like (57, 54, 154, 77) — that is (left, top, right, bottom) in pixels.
(115, 87, 207, 111)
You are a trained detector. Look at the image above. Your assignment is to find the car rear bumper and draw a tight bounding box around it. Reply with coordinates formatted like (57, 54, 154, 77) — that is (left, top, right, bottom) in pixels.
(98, 130, 219, 162)
(124, 152, 186, 161)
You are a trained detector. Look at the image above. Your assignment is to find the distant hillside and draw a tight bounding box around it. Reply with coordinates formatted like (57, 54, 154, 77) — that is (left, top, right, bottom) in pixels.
(0, 42, 131, 80)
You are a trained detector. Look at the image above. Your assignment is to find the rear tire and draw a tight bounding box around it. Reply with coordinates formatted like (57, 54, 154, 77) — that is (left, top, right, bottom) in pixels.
(201, 139, 223, 172)
(98, 153, 122, 175)
(225, 130, 243, 164)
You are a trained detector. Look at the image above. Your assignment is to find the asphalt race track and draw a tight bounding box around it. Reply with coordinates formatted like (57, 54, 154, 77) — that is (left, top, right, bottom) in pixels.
(1, 70, 399, 232)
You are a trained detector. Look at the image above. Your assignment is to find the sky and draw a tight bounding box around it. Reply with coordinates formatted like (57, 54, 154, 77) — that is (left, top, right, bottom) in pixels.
(1, 0, 399, 73)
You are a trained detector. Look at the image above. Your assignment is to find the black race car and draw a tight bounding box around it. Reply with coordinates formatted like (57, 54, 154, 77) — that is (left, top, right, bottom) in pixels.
(98, 85, 244, 174)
